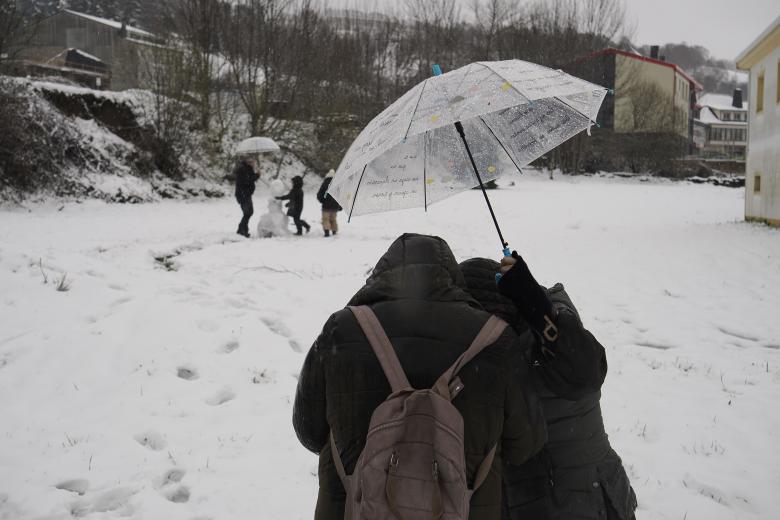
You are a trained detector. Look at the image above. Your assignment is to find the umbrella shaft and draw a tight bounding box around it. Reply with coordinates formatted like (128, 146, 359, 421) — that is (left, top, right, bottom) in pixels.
(454, 121, 508, 249)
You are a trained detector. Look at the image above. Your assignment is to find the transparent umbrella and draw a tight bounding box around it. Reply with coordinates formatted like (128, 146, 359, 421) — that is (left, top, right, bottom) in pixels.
(235, 137, 280, 155)
(327, 60, 608, 251)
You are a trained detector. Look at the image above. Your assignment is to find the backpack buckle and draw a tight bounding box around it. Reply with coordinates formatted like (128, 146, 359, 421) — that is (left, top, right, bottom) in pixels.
(448, 377, 465, 399)
(542, 315, 559, 342)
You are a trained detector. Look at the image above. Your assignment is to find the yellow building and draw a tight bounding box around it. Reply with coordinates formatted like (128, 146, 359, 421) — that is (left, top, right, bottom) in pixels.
(568, 48, 701, 140)
(614, 51, 697, 138)
(737, 15, 780, 227)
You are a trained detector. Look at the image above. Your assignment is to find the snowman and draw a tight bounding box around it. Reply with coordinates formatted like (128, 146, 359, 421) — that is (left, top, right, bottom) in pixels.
(256, 179, 291, 238)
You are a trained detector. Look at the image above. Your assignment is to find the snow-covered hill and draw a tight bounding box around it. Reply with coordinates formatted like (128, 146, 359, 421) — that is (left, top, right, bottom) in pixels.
(0, 78, 317, 204)
(0, 171, 779, 519)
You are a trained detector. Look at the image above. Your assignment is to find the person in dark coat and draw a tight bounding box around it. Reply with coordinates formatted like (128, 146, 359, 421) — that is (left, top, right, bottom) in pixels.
(276, 175, 310, 235)
(234, 157, 259, 237)
(459, 257, 638, 520)
(293, 234, 548, 520)
(316, 169, 342, 237)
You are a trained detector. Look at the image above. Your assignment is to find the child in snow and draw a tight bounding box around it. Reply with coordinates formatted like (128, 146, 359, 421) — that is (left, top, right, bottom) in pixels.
(316, 170, 342, 237)
(276, 176, 310, 235)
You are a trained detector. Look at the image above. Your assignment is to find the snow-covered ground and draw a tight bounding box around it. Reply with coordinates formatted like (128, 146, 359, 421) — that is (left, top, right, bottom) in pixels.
(1, 171, 779, 520)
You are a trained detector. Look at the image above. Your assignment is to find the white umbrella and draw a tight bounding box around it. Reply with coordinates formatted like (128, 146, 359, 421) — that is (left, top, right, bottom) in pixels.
(235, 136, 280, 155)
(328, 60, 608, 250)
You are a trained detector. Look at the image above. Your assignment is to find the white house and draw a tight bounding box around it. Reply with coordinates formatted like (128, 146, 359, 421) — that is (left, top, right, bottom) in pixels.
(737, 15, 780, 227)
(694, 90, 748, 159)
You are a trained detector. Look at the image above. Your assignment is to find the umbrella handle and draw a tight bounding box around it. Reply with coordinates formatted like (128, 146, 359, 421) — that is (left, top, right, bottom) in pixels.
(495, 246, 512, 283)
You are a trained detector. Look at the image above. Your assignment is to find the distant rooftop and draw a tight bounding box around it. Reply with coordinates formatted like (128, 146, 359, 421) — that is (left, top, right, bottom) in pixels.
(572, 47, 703, 90)
(62, 9, 154, 38)
(698, 93, 748, 112)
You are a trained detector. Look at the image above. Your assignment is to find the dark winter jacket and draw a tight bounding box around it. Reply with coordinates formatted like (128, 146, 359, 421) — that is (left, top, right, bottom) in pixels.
(234, 160, 259, 200)
(317, 176, 342, 212)
(277, 175, 304, 217)
(293, 234, 548, 520)
(459, 258, 637, 520)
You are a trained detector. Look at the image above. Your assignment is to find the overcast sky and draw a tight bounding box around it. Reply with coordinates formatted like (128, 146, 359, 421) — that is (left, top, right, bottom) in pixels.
(332, 0, 778, 62)
(625, 0, 778, 61)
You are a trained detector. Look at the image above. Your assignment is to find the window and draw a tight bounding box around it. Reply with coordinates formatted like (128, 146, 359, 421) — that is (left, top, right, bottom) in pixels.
(757, 71, 765, 113)
(754, 174, 761, 193)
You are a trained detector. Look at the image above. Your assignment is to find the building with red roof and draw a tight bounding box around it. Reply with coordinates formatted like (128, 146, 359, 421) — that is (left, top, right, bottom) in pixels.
(566, 47, 702, 148)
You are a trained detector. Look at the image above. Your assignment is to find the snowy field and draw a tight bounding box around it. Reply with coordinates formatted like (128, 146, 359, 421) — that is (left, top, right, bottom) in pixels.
(1, 171, 779, 520)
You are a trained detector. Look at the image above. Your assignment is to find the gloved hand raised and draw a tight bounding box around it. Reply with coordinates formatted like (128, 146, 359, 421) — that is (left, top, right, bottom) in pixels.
(497, 252, 559, 342)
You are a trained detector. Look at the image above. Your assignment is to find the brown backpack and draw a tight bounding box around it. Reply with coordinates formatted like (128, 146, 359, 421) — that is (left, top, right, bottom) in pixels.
(329, 305, 508, 520)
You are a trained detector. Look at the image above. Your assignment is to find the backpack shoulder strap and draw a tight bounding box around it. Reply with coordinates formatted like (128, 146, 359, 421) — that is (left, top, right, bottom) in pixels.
(348, 305, 412, 393)
(433, 315, 508, 400)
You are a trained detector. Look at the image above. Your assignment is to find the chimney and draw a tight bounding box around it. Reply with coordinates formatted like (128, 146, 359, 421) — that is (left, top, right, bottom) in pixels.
(732, 88, 743, 108)
(650, 45, 659, 59)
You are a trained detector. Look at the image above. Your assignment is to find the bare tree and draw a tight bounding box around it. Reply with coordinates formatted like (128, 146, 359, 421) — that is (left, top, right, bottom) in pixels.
(0, 0, 37, 71)
(164, 0, 227, 131)
(401, 0, 465, 81)
(469, 0, 520, 59)
(138, 38, 198, 177)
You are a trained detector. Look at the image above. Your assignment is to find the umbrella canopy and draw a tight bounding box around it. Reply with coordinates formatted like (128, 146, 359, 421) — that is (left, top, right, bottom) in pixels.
(328, 60, 607, 219)
(235, 137, 280, 155)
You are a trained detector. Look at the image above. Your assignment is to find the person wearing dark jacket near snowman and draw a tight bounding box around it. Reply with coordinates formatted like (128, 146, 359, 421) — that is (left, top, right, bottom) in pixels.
(459, 254, 637, 520)
(276, 175, 310, 235)
(234, 157, 259, 237)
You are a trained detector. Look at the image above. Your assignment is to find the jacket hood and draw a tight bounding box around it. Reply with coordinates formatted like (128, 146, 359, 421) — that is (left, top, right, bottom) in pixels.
(349, 234, 478, 306)
(458, 257, 520, 325)
(292, 176, 303, 188)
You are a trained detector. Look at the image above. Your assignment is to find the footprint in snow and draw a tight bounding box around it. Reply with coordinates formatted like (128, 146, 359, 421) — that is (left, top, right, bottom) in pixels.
(635, 341, 674, 350)
(166, 486, 191, 503)
(205, 388, 235, 406)
(156, 468, 187, 500)
(260, 316, 302, 352)
(109, 296, 133, 308)
(55, 478, 89, 495)
(160, 468, 186, 486)
(718, 327, 759, 343)
(177, 365, 199, 380)
(133, 430, 167, 451)
(70, 486, 137, 517)
(219, 340, 240, 354)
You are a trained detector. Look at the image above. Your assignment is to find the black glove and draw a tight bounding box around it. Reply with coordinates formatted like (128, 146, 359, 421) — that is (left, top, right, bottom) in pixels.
(497, 252, 558, 342)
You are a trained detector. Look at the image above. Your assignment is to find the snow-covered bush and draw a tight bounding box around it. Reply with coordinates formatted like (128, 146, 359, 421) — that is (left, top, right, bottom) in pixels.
(0, 77, 226, 202)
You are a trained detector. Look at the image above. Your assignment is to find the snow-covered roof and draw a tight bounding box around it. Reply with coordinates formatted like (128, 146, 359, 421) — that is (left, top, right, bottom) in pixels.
(70, 48, 103, 63)
(63, 9, 154, 38)
(698, 93, 748, 112)
(696, 106, 746, 127)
